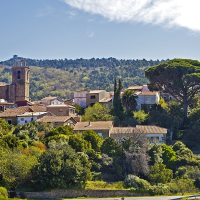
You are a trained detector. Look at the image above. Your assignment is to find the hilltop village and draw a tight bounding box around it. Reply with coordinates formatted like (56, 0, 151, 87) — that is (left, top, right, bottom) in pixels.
(1, 56, 200, 198)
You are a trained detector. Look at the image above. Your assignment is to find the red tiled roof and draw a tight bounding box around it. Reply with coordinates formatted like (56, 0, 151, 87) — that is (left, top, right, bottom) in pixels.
(74, 121, 113, 131)
(138, 91, 159, 96)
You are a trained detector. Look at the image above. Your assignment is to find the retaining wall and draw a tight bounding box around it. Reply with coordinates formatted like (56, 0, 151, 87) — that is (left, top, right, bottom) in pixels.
(21, 189, 149, 199)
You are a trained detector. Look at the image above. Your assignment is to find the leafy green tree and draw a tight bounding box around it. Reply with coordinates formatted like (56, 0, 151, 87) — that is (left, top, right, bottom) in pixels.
(74, 103, 84, 115)
(34, 144, 91, 189)
(101, 137, 123, 157)
(133, 110, 148, 125)
(0, 119, 13, 136)
(0, 148, 38, 189)
(148, 143, 163, 165)
(148, 163, 173, 184)
(82, 103, 113, 121)
(161, 144, 176, 169)
(145, 59, 200, 118)
(122, 89, 138, 116)
(82, 130, 103, 152)
(69, 133, 91, 152)
(46, 126, 74, 138)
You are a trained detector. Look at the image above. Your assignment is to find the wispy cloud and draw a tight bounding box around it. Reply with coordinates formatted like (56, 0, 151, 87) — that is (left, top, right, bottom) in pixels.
(62, 0, 200, 32)
(87, 31, 94, 38)
(67, 10, 77, 18)
(36, 5, 53, 17)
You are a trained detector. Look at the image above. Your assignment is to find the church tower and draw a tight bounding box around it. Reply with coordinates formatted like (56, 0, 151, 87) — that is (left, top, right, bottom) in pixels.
(12, 59, 30, 102)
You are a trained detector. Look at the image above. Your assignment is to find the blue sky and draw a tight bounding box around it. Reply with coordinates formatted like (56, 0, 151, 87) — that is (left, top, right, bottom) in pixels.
(1, 0, 200, 61)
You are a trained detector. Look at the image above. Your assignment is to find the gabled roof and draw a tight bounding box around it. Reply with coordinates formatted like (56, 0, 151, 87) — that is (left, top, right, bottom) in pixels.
(136, 125, 167, 134)
(99, 97, 112, 103)
(138, 91, 159, 96)
(88, 90, 104, 94)
(128, 86, 143, 90)
(0, 105, 47, 117)
(41, 96, 63, 101)
(36, 116, 77, 124)
(74, 121, 113, 131)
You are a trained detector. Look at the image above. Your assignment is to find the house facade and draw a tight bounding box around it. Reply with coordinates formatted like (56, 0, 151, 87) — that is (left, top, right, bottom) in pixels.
(36, 116, 77, 128)
(46, 104, 76, 117)
(137, 91, 160, 111)
(41, 96, 64, 105)
(74, 121, 113, 138)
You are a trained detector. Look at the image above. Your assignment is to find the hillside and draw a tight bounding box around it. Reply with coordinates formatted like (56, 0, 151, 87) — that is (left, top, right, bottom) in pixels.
(0, 57, 167, 101)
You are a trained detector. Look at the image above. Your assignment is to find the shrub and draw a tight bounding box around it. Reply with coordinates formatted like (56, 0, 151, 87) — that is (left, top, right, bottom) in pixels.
(0, 187, 8, 198)
(167, 178, 196, 195)
(124, 175, 151, 190)
(91, 172, 102, 181)
(149, 184, 170, 195)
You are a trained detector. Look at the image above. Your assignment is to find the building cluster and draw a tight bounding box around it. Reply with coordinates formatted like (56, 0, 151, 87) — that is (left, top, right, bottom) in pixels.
(0, 56, 173, 143)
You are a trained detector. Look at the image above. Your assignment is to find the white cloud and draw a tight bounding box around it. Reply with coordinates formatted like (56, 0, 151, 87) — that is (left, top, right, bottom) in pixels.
(36, 5, 53, 17)
(62, 0, 200, 32)
(68, 11, 77, 18)
(87, 31, 94, 37)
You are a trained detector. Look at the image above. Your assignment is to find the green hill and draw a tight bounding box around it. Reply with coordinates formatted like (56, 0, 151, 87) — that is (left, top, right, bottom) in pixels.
(0, 57, 167, 101)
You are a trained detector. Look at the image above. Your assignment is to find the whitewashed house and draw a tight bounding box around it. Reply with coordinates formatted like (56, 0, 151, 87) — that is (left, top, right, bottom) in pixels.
(17, 112, 49, 124)
(41, 96, 64, 105)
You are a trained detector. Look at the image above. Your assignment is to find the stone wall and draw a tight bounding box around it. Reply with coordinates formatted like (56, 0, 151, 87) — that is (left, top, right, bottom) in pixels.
(22, 189, 149, 199)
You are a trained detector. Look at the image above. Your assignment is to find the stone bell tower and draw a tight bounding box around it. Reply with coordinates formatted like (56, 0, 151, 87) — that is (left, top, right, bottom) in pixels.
(12, 59, 30, 102)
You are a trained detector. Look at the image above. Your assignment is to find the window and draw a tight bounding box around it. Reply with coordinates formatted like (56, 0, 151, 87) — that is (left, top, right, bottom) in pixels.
(146, 97, 151, 103)
(91, 95, 95, 99)
(149, 137, 159, 143)
(7, 120, 12, 124)
(17, 70, 21, 79)
(90, 103, 95, 106)
(21, 118, 24, 121)
(68, 122, 71, 126)
(0, 106, 3, 111)
(169, 96, 172, 101)
(164, 96, 166, 101)
(98, 133, 102, 136)
(55, 122, 58, 126)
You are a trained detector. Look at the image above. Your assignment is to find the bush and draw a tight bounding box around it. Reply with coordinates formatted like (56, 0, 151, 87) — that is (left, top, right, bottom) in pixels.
(124, 175, 151, 190)
(149, 184, 170, 195)
(167, 178, 196, 195)
(0, 187, 8, 198)
(91, 172, 102, 181)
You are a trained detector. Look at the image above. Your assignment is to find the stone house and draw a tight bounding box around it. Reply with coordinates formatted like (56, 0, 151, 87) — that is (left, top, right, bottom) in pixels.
(46, 104, 76, 117)
(36, 116, 77, 128)
(110, 125, 167, 144)
(74, 90, 112, 108)
(73, 121, 113, 138)
(41, 96, 64, 105)
(0, 105, 47, 125)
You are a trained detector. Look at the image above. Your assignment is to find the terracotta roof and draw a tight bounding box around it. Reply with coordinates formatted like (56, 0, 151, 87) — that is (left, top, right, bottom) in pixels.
(0, 105, 47, 117)
(99, 97, 112, 103)
(47, 104, 75, 108)
(88, 90, 104, 93)
(74, 121, 113, 131)
(128, 86, 143, 90)
(136, 125, 167, 134)
(36, 116, 77, 124)
(138, 91, 159, 96)
(17, 112, 48, 117)
(0, 82, 8, 86)
(41, 96, 61, 101)
(0, 106, 33, 117)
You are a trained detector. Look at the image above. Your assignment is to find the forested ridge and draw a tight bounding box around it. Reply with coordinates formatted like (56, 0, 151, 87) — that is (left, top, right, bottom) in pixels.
(0, 57, 167, 101)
